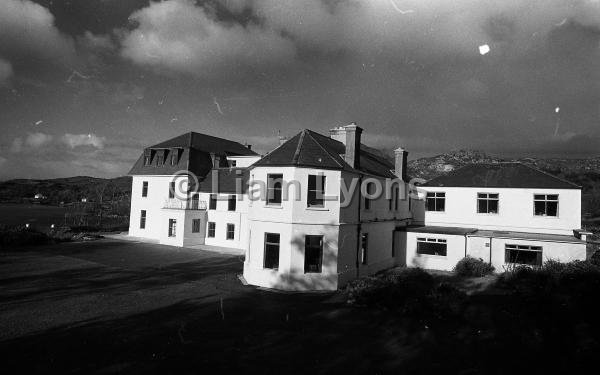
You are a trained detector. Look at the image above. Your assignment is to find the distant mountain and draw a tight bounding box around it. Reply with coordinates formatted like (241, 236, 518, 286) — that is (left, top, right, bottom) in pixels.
(408, 150, 600, 191)
(0, 176, 132, 205)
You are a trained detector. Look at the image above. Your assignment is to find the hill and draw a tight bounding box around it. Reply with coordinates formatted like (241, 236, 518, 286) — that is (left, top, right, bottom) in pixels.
(0, 176, 132, 206)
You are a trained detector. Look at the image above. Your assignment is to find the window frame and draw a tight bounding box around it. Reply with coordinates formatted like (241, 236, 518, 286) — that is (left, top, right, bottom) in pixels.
(168, 218, 177, 237)
(416, 237, 447, 256)
(207, 222, 216, 238)
(533, 194, 559, 217)
(307, 174, 326, 208)
(209, 194, 217, 210)
(425, 192, 445, 212)
(226, 223, 235, 240)
(361, 233, 369, 265)
(477, 192, 499, 214)
(139, 210, 146, 229)
(142, 181, 148, 197)
(304, 235, 323, 273)
(168, 181, 175, 199)
(505, 244, 543, 266)
(228, 194, 237, 211)
(267, 173, 283, 206)
(263, 232, 281, 270)
(191, 218, 201, 233)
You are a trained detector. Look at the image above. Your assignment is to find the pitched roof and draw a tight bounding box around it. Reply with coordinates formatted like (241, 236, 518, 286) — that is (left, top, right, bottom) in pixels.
(423, 162, 580, 189)
(252, 129, 395, 178)
(128, 132, 256, 176)
(151, 132, 257, 156)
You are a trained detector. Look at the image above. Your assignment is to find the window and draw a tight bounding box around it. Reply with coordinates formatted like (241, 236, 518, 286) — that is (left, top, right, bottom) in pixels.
(304, 235, 323, 273)
(364, 182, 374, 210)
(209, 194, 217, 210)
(168, 181, 175, 199)
(156, 151, 165, 166)
(534, 194, 558, 217)
(505, 244, 542, 266)
(263, 233, 280, 269)
(307, 174, 326, 207)
(142, 181, 148, 197)
(168, 219, 177, 237)
(139, 210, 146, 229)
(143, 150, 152, 166)
(477, 193, 499, 214)
(361, 233, 368, 264)
(192, 219, 201, 233)
(416, 237, 447, 256)
(426, 192, 445, 212)
(226, 223, 235, 240)
(228, 195, 236, 211)
(170, 151, 178, 165)
(267, 173, 283, 205)
(191, 194, 199, 209)
(207, 222, 215, 238)
(395, 186, 400, 211)
(231, 160, 237, 167)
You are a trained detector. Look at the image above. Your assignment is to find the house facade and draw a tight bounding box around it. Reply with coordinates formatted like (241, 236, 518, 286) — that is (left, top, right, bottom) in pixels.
(128, 128, 589, 291)
(408, 163, 588, 272)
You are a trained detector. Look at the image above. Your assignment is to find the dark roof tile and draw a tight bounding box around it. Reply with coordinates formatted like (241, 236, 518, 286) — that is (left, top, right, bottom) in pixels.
(423, 162, 580, 189)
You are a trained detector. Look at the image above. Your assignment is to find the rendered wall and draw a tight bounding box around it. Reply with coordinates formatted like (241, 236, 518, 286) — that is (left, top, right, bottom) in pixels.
(419, 187, 581, 235)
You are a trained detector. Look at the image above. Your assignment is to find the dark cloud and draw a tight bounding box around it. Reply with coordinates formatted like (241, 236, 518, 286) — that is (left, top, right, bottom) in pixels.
(1, 0, 599, 179)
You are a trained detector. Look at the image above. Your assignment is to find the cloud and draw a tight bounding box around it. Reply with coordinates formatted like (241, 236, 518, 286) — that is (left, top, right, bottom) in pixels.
(0, 156, 7, 169)
(0, 58, 13, 86)
(0, 0, 76, 65)
(119, 0, 296, 78)
(10, 132, 54, 152)
(62, 133, 106, 149)
(25, 132, 53, 148)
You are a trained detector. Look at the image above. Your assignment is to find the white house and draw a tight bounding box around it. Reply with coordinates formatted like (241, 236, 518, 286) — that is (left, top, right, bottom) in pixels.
(128, 132, 259, 248)
(127, 128, 589, 291)
(408, 163, 588, 272)
(242, 125, 411, 290)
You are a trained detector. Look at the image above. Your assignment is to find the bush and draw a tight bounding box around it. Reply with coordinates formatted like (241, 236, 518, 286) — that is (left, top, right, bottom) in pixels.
(453, 256, 495, 277)
(346, 268, 434, 308)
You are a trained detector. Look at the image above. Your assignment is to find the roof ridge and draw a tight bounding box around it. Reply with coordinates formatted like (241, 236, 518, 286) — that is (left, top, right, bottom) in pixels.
(292, 130, 307, 164)
(304, 129, 345, 168)
(520, 162, 581, 188)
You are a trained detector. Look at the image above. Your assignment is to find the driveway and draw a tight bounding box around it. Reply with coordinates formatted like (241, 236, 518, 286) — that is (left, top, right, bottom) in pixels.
(1, 239, 388, 374)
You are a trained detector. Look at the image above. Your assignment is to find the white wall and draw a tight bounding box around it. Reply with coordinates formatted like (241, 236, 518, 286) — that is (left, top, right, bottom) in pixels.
(244, 166, 413, 290)
(418, 186, 581, 235)
(129, 175, 189, 240)
(405, 232, 467, 271)
(226, 155, 261, 167)
(200, 192, 249, 249)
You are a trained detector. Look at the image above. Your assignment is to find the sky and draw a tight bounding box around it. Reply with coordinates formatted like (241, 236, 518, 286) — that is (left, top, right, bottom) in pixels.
(0, 0, 599, 180)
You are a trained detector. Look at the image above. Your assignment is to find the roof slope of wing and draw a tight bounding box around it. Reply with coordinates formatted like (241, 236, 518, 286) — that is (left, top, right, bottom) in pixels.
(423, 162, 580, 189)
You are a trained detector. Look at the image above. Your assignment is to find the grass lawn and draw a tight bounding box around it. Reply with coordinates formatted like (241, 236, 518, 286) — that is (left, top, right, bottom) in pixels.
(1, 239, 599, 374)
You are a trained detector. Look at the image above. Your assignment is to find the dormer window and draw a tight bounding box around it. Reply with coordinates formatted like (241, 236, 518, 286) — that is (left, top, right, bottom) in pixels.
(143, 149, 152, 166)
(230, 160, 237, 167)
(156, 150, 165, 166)
(170, 148, 179, 166)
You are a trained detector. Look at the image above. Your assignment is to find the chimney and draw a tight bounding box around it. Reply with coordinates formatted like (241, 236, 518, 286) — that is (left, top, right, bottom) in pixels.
(394, 147, 409, 181)
(210, 152, 221, 168)
(329, 126, 346, 144)
(343, 123, 362, 169)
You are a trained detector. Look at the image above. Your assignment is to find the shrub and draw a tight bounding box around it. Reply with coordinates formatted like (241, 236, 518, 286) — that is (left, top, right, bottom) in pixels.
(453, 256, 495, 277)
(0, 226, 52, 249)
(346, 268, 434, 308)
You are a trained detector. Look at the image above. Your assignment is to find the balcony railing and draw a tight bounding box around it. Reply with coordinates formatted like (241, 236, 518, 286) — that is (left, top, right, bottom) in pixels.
(163, 198, 207, 210)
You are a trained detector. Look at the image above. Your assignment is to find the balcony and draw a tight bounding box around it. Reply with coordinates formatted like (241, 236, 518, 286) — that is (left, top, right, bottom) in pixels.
(163, 198, 207, 210)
